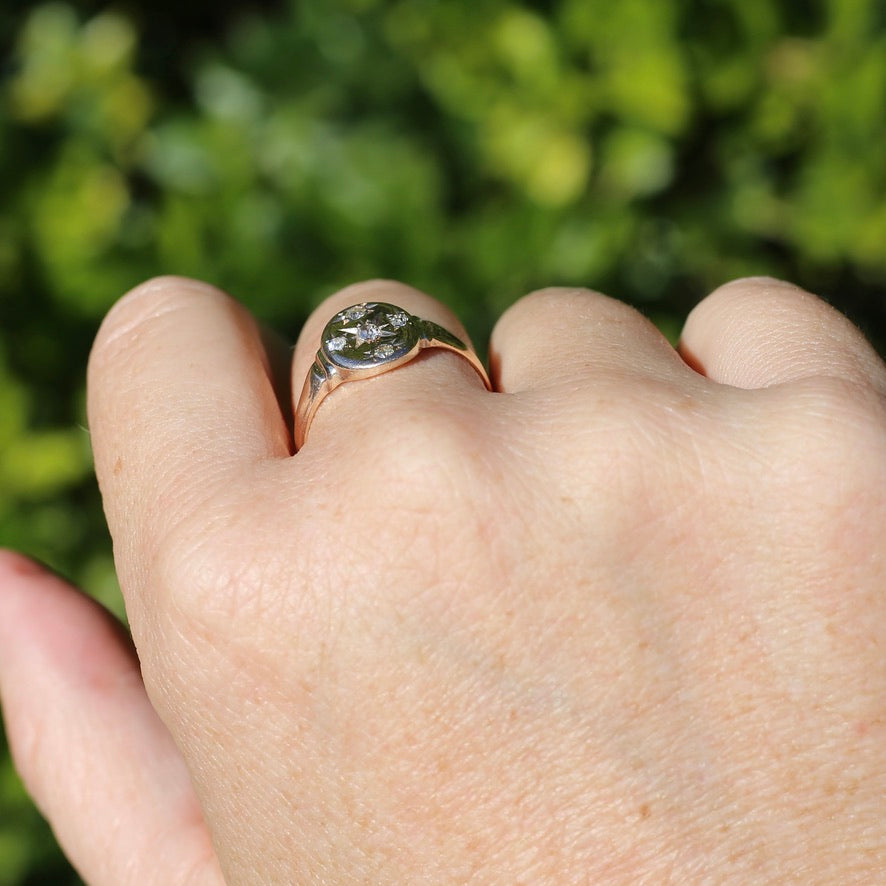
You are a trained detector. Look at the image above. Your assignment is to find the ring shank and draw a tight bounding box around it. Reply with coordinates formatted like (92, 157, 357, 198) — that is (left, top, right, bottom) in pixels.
(419, 320, 491, 392)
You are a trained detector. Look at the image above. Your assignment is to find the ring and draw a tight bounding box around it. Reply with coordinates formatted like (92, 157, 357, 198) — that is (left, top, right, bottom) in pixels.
(295, 301, 491, 449)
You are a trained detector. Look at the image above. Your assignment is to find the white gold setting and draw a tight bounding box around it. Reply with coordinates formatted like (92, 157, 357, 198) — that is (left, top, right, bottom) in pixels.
(321, 303, 417, 370)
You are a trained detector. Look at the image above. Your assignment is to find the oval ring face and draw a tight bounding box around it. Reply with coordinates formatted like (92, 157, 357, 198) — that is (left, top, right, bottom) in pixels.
(321, 302, 418, 370)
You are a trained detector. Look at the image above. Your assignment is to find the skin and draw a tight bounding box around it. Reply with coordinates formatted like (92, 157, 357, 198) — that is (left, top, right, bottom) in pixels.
(0, 275, 884, 884)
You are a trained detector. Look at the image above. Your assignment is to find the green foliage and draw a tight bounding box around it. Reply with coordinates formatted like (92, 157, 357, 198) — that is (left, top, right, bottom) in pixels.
(0, 0, 884, 879)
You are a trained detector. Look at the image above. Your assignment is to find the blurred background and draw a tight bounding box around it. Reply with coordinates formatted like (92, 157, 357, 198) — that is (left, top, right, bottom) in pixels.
(1, 0, 884, 880)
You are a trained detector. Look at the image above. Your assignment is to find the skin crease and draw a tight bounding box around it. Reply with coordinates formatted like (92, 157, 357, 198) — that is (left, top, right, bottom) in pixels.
(0, 276, 883, 884)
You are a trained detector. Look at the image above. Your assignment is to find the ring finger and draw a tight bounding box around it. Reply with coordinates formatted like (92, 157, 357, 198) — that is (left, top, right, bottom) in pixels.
(291, 280, 491, 452)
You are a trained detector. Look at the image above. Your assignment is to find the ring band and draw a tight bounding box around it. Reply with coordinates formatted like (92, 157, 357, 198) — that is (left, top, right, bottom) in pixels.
(295, 301, 491, 449)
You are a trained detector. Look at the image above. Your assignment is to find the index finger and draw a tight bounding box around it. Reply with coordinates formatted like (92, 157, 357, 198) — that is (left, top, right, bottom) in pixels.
(87, 277, 291, 608)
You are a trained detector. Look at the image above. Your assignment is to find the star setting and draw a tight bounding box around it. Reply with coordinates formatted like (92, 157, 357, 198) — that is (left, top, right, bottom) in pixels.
(322, 303, 415, 367)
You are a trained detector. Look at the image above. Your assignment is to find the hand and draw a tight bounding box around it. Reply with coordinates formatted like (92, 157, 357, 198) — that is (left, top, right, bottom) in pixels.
(1, 276, 884, 884)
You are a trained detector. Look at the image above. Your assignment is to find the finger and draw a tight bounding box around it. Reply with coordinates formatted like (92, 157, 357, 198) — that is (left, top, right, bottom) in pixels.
(260, 321, 297, 430)
(679, 276, 886, 392)
(489, 287, 692, 394)
(0, 551, 224, 886)
(292, 279, 490, 449)
(87, 276, 291, 586)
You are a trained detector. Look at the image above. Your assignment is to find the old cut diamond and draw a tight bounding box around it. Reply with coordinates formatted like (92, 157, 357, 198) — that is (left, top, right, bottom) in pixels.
(389, 311, 409, 328)
(374, 343, 396, 359)
(327, 336, 347, 352)
(359, 321, 383, 342)
(344, 305, 368, 321)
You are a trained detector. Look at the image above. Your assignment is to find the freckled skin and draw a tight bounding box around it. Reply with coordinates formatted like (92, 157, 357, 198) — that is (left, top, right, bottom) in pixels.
(0, 276, 883, 885)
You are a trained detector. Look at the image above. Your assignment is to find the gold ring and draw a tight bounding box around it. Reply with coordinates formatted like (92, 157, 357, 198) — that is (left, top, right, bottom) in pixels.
(295, 301, 491, 450)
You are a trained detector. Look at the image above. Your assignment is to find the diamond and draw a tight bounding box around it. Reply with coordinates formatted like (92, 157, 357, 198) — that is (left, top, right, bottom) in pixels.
(374, 343, 395, 359)
(359, 321, 383, 343)
(389, 311, 409, 328)
(327, 336, 347, 352)
(344, 305, 367, 320)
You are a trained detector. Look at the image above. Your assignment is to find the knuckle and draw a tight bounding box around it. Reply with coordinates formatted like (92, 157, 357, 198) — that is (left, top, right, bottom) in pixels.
(692, 276, 815, 324)
(503, 286, 608, 323)
(524, 285, 601, 304)
(789, 375, 886, 438)
(138, 487, 318, 679)
(714, 274, 798, 292)
(90, 275, 226, 367)
(147, 518, 271, 639)
(328, 277, 414, 303)
(708, 275, 808, 303)
(496, 287, 653, 348)
(764, 377, 886, 511)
